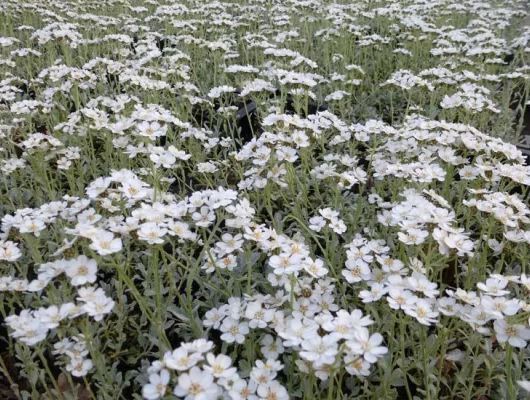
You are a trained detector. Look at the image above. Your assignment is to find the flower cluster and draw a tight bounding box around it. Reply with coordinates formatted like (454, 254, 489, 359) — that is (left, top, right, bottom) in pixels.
(2, 255, 114, 349)
(0, 0, 530, 398)
(143, 339, 289, 400)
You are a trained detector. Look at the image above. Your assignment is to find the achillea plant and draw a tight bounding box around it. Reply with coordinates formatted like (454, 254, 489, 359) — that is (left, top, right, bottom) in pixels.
(0, 0, 530, 399)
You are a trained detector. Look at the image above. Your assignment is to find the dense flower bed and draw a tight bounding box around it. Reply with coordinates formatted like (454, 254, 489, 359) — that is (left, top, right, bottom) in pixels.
(1, 0, 530, 399)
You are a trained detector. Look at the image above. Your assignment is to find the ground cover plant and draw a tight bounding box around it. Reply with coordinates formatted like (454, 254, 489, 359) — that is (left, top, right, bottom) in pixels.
(1, 0, 530, 399)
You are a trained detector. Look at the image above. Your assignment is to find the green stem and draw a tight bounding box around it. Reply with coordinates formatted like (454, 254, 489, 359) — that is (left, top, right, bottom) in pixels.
(400, 315, 413, 400)
(35, 346, 62, 400)
(506, 344, 515, 400)
(421, 325, 431, 400)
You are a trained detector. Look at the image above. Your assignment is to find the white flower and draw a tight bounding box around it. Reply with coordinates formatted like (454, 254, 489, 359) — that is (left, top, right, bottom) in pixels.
(15, 319, 49, 346)
(250, 365, 276, 386)
(300, 335, 339, 368)
(204, 353, 237, 380)
(319, 208, 340, 220)
(53, 338, 74, 355)
(66, 357, 93, 377)
(398, 228, 429, 245)
(0, 241, 22, 261)
(216, 233, 244, 256)
(346, 246, 373, 264)
(203, 308, 226, 329)
(437, 297, 462, 316)
(18, 217, 46, 237)
(245, 302, 275, 329)
(168, 146, 191, 161)
(444, 233, 474, 256)
(137, 121, 167, 139)
(192, 206, 215, 228)
(142, 369, 170, 400)
(197, 161, 219, 173)
(328, 217, 347, 234)
(256, 381, 289, 400)
(344, 354, 371, 376)
(302, 257, 328, 278)
(150, 151, 176, 168)
(386, 287, 416, 311)
(308, 216, 326, 232)
(325, 90, 350, 101)
(407, 273, 439, 298)
(269, 253, 304, 275)
(64, 255, 98, 286)
(208, 85, 237, 99)
(180, 339, 215, 355)
(229, 379, 258, 400)
(226, 297, 244, 320)
(35, 304, 73, 329)
(89, 231, 122, 255)
(173, 367, 220, 399)
(476, 277, 510, 296)
(220, 318, 249, 344)
(138, 222, 167, 245)
(260, 334, 284, 360)
(405, 299, 439, 326)
(81, 294, 115, 322)
(359, 282, 388, 303)
(342, 259, 371, 283)
(494, 319, 530, 348)
(27, 278, 52, 292)
(481, 296, 520, 319)
(276, 146, 298, 163)
(347, 328, 388, 364)
(164, 347, 202, 372)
